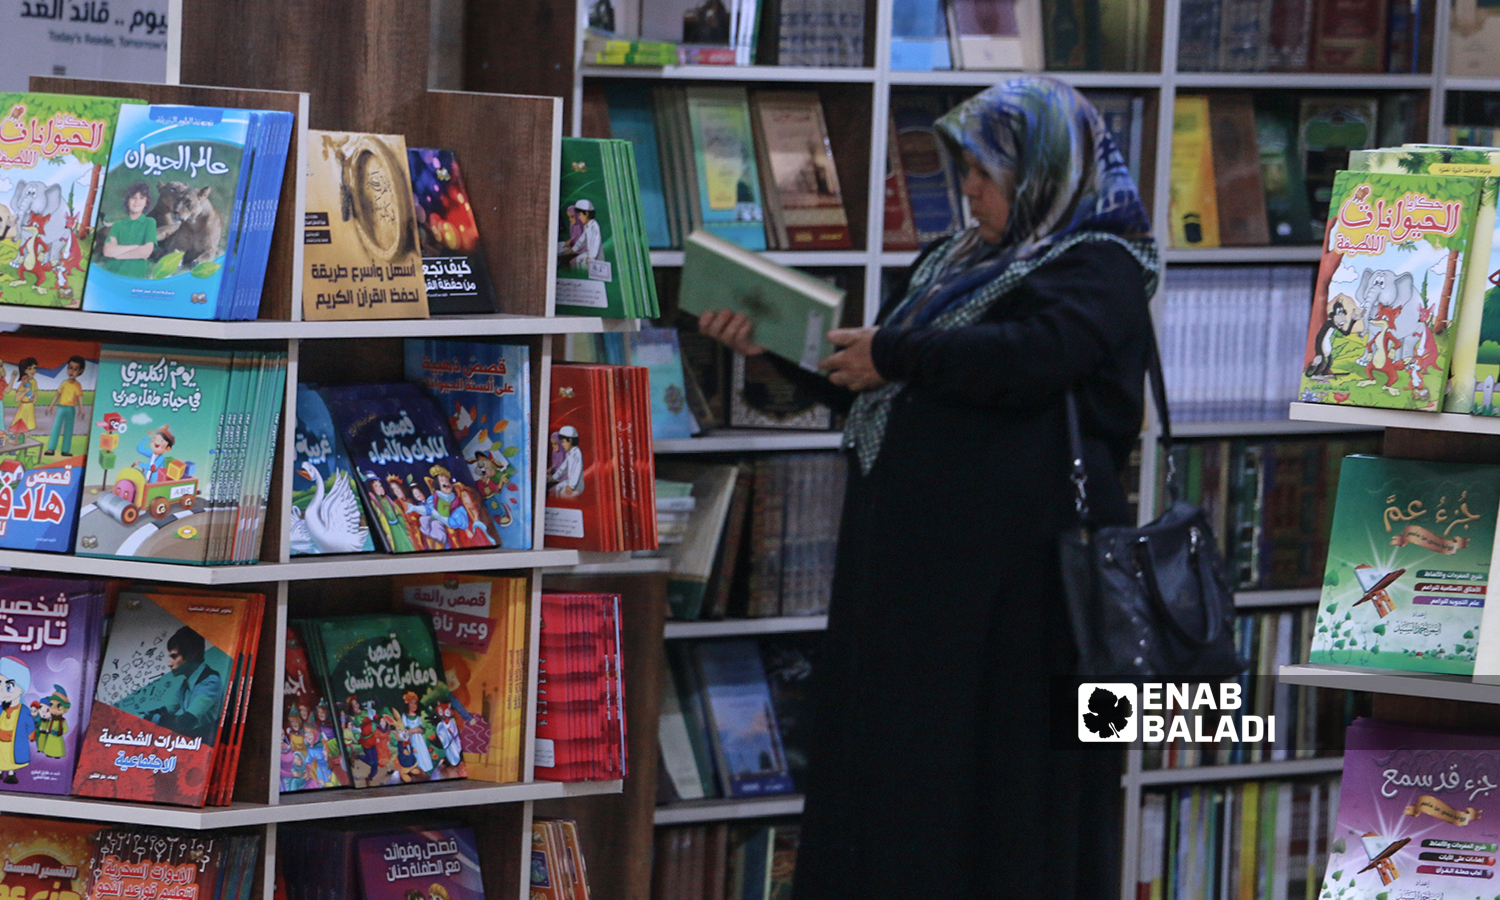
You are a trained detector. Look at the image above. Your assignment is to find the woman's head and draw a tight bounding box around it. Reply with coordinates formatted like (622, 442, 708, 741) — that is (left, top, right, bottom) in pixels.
(960, 153, 1013, 245)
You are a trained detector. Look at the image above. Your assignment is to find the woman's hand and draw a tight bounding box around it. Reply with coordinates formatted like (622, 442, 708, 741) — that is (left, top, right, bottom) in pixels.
(698, 310, 766, 356)
(821, 327, 886, 391)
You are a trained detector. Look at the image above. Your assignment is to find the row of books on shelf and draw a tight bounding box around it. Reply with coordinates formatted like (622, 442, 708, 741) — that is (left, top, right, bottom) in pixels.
(889, 0, 1154, 72)
(658, 635, 814, 804)
(1144, 606, 1371, 769)
(655, 454, 846, 620)
(1178, 0, 1430, 73)
(534, 590, 629, 782)
(1168, 93, 1423, 249)
(589, 0, 864, 67)
(652, 821, 798, 900)
(1137, 774, 1340, 900)
(1159, 266, 1315, 423)
(1158, 435, 1380, 591)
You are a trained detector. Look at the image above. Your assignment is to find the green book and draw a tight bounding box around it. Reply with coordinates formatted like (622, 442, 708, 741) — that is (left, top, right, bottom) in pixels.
(556, 137, 633, 317)
(678, 229, 845, 372)
(1309, 455, 1500, 676)
(684, 86, 766, 252)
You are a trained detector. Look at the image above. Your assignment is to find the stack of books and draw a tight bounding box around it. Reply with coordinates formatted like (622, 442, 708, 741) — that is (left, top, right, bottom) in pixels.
(584, 27, 678, 65)
(531, 819, 595, 900)
(1175, 0, 1428, 73)
(556, 137, 662, 319)
(545, 363, 658, 553)
(74, 587, 266, 807)
(601, 0, 864, 67)
(569, 328, 695, 441)
(652, 821, 799, 900)
(533, 592, 627, 783)
(280, 823, 485, 900)
(655, 478, 697, 547)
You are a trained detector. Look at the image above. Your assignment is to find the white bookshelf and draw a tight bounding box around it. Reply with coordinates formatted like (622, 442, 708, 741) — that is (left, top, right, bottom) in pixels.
(1278, 664, 1500, 704)
(654, 795, 805, 824)
(655, 430, 845, 453)
(1290, 401, 1500, 434)
(664, 615, 828, 639)
(1129, 756, 1343, 787)
(1234, 589, 1321, 608)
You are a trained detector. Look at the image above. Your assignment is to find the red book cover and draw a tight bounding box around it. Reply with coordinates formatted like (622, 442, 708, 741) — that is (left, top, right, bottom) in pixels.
(72, 590, 254, 807)
(535, 593, 617, 781)
(626, 366, 658, 549)
(882, 115, 920, 252)
(544, 366, 619, 552)
(1311, 0, 1388, 71)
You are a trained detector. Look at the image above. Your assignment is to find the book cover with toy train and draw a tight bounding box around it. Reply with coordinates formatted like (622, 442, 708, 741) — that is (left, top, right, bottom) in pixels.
(1309, 455, 1500, 675)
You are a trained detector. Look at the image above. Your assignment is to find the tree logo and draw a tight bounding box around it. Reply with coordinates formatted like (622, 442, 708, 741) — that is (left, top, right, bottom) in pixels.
(1077, 683, 1137, 742)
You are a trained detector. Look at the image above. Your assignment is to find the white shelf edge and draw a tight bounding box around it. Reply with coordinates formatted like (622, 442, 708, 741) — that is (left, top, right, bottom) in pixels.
(544, 551, 673, 575)
(887, 70, 1163, 88)
(1129, 756, 1343, 787)
(655, 430, 844, 453)
(1174, 72, 1436, 88)
(0, 309, 635, 340)
(1234, 588, 1321, 608)
(580, 65, 877, 82)
(1443, 77, 1500, 91)
(1288, 401, 1500, 435)
(880, 250, 920, 267)
(665, 615, 828, 639)
(1171, 418, 1380, 437)
(1278, 663, 1500, 704)
(653, 794, 805, 824)
(649, 249, 870, 268)
(1161, 246, 1324, 263)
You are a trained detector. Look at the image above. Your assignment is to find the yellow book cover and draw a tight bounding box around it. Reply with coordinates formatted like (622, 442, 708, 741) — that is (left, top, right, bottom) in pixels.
(504, 578, 529, 781)
(302, 130, 429, 321)
(1169, 96, 1220, 249)
(1237, 781, 1259, 900)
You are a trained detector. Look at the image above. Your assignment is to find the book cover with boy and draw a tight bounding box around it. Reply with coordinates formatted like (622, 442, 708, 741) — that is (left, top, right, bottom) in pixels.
(407, 148, 497, 315)
(80, 104, 250, 320)
(0, 93, 131, 310)
(292, 384, 374, 556)
(0, 336, 100, 552)
(321, 382, 500, 553)
(403, 340, 532, 549)
(73, 344, 233, 563)
(1309, 455, 1500, 675)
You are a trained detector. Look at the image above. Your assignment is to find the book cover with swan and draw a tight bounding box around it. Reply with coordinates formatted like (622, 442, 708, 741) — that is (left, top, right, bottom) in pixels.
(291, 384, 374, 556)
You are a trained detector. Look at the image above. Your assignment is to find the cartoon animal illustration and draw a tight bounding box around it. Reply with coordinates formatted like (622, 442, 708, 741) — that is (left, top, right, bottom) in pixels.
(152, 183, 222, 267)
(1353, 269, 1415, 366)
(290, 461, 371, 554)
(1358, 302, 1406, 394)
(1406, 299, 1440, 401)
(9, 216, 52, 294)
(1305, 293, 1357, 380)
(7, 181, 70, 287)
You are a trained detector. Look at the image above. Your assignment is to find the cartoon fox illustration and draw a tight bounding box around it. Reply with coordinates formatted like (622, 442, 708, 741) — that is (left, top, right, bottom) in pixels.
(1358, 302, 1405, 395)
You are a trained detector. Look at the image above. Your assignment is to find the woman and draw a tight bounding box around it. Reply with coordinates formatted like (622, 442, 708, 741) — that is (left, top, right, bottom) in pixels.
(699, 78, 1158, 898)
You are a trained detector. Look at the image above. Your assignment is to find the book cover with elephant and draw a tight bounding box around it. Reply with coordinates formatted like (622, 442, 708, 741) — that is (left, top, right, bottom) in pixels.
(302, 130, 429, 321)
(1301, 170, 1481, 412)
(80, 104, 252, 320)
(0, 93, 133, 310)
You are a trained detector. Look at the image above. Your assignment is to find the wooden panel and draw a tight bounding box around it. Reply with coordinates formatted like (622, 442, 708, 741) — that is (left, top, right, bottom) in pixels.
(1373, 694, 1500, 731)
(535, 573, 668, 900)
(28, 77, 305, 322)
(816, 84, 874, 252)
(448, 803, 528, 900)
(1381, 427, 1500, 464)
(463, 0, 577, 120)
(178, 0, 429, 133)
(396, 92, 560, 317)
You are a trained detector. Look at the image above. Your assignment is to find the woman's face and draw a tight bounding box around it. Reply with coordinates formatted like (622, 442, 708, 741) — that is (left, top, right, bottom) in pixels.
(961, 151, 1013, 245)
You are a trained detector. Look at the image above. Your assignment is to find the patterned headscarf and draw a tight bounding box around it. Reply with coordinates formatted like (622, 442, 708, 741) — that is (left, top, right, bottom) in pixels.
(843, 76, 1161, 475)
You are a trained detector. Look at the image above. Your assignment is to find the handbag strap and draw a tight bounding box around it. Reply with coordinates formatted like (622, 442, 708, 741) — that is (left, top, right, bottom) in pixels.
(1067, 325, 1174, 526)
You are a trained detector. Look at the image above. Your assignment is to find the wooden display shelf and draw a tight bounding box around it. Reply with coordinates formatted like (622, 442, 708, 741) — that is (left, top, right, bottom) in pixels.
(0, 309, 638, 340)
(1288, 402, 1500, 434)
(654, 795, 805, 824)
(1278, 664, 1500, 704)
(1171, 419, 1377, 437)
(655, 430, 845, 453)
(664, 615, 828, 639)
(0, 779, 621, 830)
(1129, 757, 1343, 787)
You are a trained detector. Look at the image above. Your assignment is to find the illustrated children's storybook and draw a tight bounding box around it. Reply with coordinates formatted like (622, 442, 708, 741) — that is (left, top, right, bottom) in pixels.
(322, 382, 500, 553)
(1301, 170, 1481, 412)
(0, 93, 131, 310)
(356, 827, 485, 900)
(0, 336, 100, 553)
(292, 384, 374, 556)
(403, 340, 532, 549)
(1309, 455, 1500, 676)
(407, 148, 496, 316)
(1319, 718, 1500, 899)
(281, 623, 350, 792)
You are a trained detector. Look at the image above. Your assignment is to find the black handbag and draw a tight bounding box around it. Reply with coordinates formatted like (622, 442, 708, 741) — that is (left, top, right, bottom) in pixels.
(1059, 337, 1246, 685)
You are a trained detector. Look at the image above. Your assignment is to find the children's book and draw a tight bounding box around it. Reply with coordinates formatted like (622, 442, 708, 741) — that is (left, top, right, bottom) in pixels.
(556, 137, 633, 317)
(302, 130, 429, 321)
(298, 613, 467, 788)
(73, 344, 233, 563)
(393, 574, 529, 783)
(544, 364, 619, 551)
(281, 623, 350, 792)
(292, 384, 374, 556)
(357, 827, 485, 900)
(0, 576, 105, 795)
(0, 816, 104, 898)
(1319, 718, 1500, 899)
(403, 341, 533, 549)
(407, 148, 497, 316)
(321, 382, 500, 553)
(1309, 455, 1500, 675)
(0, 336, 100, 552)
(0, 93, 131, 309)
(72, 589, 257, 806)
(81, 104, 250, 319)
(1300, 170, 1481, 412)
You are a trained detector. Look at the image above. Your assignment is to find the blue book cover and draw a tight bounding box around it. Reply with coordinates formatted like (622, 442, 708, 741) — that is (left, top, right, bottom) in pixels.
(890, 95, 963, 243)
(890, 0, 952, 69)
(603, 85, 672, 250)
(323, 382, 502, 554)
(403, 340, 532, 549)
(291, 384, 374, 556)
(230, 111, 294, 320)
(625, 327, 694, 440)
(81, 104, 253, 320)
(691, 638, 795, 799)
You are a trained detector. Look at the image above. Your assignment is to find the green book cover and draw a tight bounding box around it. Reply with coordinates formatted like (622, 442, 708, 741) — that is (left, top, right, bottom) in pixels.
(678, 229, 844, 372)
(684, 86, 766, 252)
(556, 137, 630, 317)
(1300, 170, 1480, 412)
(1309, 455, 1500, 675)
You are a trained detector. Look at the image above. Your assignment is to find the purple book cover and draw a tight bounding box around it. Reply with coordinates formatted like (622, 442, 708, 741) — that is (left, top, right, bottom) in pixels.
(0, 576, 105, 795)
(357, 827, 484, 900)
(1321, 717, 1500, 897)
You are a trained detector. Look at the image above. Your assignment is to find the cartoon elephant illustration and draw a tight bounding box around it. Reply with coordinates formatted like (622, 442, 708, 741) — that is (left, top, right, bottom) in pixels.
(1354, 268, 1415, 366)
